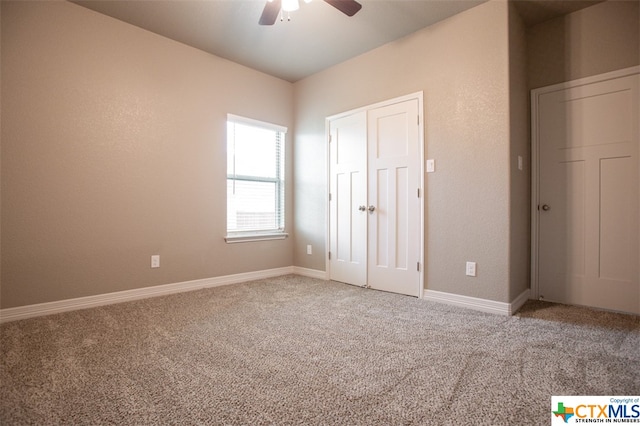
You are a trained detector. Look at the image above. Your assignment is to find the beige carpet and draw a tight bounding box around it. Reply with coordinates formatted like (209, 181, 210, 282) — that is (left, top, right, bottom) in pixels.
(1, 275, 638, 425)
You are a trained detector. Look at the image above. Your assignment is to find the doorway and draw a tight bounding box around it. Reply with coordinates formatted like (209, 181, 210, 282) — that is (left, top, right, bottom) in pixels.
(328, 93, 424, 297)
(531, 67, 639, 314)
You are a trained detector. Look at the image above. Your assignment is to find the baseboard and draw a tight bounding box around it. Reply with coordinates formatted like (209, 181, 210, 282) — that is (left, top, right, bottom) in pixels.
(509, 288, 531, 315)
(291, 266, 327, 280)
(423, 288, 531, 316)
(0, 266, 296, 324)
(1, 269, 531, 322)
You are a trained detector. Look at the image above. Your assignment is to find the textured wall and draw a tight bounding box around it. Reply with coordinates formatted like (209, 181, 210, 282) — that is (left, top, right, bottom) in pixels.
(0, 1, 3, 309)
(294, 1, 513, 303)
(508, 3, 531, 301)
(9, 0, 632, 310)
(527, 0, 640, 90)
(1, 1, 294, 308)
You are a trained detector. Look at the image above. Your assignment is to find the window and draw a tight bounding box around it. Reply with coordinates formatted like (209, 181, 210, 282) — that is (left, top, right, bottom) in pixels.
(226, 114, 287, 242)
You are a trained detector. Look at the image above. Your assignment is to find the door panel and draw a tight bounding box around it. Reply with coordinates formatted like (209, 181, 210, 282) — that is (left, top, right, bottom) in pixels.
(377, 112, 409, 158)
(375, 169, 389, 268)
(599, 157, 633, 282)
(537, 72, 639, 314)
(329, 112, 367, 287)
(367, 100, 420, 297)
(396, 167, 409, 270)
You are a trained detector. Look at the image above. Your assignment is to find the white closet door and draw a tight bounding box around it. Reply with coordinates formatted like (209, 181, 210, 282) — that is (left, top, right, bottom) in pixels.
(367, 99, 421, 297)
(329, 111, 367, 287)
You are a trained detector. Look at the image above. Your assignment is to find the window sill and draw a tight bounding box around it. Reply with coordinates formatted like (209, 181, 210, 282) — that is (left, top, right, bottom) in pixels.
(224, 232, 289, 244)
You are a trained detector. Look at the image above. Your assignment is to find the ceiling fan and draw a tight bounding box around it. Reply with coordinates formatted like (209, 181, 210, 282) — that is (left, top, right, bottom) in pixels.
(259, 0, 362, 25)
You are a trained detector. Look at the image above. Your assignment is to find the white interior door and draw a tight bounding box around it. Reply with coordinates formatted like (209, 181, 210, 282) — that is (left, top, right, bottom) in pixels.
(367, 99, 421, 297)
(329, 111, 367, 286)
(535, 70, 639, 314)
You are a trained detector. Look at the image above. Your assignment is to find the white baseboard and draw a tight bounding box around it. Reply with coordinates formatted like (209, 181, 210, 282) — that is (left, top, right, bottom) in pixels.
(1, 269, 531, 322)
(423, 288, 531, 316)
(0, 266, 297, 324)
(292, 266, 327, 280)
(509, 288, 531, 315)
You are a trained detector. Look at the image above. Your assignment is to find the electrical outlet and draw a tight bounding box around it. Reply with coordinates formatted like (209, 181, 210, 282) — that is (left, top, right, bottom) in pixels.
(151, 255, 160, 268)
(307, 245, 312, 255)
(466, 261, 476, 277)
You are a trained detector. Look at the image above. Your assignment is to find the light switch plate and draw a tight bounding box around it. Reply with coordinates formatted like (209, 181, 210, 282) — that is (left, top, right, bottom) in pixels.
(426, 159, 435, 173)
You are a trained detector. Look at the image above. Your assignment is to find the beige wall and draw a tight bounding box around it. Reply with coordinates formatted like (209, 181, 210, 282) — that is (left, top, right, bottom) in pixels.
(0, 2, 3, 308)
(1, 1, 294, 308)
(294, 1, 515, 303)
(528, 0, 640, 90)
(508, 3, 530, 301)
(4, 0, 636, 310)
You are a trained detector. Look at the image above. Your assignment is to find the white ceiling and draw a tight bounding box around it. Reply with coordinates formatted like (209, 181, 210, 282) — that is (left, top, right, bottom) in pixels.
(72, 0, 604, 82)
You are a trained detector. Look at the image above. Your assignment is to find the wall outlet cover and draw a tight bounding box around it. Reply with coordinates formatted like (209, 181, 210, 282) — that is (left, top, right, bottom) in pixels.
(466, 261, 476, 277)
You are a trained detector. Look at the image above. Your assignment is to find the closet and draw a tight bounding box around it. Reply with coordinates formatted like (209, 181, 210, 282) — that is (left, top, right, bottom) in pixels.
(328, 93, 424, 297)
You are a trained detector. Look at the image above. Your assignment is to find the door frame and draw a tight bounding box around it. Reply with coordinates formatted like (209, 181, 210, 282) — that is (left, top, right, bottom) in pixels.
(325, 91, 425, 298)
(530, 66, 640, 300)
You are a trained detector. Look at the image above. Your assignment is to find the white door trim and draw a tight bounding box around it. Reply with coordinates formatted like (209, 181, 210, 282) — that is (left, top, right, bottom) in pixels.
(326, 92, 425, 298)
(530, 66, 640, 301)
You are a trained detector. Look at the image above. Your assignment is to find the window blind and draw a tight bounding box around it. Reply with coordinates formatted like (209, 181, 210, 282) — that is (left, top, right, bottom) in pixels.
(227, 115, 286, 234)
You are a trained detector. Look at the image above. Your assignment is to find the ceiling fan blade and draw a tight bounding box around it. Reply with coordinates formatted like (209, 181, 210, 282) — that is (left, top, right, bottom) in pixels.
(259, 0, 281, 25)
(323, 0, 362, 17)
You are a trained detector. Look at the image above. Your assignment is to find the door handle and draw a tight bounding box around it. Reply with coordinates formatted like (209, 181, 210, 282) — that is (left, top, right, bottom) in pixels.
(368, 205, 376, 212)
(541, 204, 550, 211)
(358, 205, 366, 211)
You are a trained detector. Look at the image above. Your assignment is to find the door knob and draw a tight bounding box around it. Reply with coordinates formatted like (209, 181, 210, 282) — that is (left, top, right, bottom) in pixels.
(541, 204, 550, 211)
(368, 205, 376, 212)
(358, 205, 366, 211)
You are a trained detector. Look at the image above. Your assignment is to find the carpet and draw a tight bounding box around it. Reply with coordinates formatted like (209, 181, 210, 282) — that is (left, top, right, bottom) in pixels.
(1, 275, 638, 425)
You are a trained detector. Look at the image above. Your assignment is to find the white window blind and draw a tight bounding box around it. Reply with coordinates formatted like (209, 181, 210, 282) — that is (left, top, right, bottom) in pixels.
(226, 115, 286, 238)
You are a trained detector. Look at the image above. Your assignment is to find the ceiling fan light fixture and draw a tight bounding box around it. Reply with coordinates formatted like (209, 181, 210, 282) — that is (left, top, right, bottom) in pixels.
(282, 0, 300, 12)
(259, 0, 361, 26)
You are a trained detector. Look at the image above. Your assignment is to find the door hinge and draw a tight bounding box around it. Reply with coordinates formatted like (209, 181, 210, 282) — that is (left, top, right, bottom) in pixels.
(329, 193, 332, 201)
(417, 188, 420, 198)
(417, 115, 420, 125)
(417, 262, 420, 272)
(328, 251, 331, 260)
(329, 134, 332, 143)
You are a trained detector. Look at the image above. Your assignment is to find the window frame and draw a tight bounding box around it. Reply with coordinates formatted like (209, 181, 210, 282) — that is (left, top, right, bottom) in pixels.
(224, 114, 288, 243)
